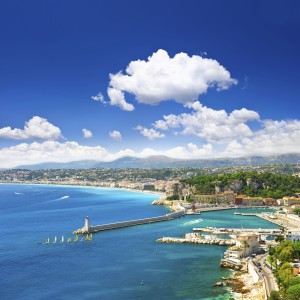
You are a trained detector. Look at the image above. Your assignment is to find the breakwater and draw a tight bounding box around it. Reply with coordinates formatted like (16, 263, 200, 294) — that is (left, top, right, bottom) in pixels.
(73, 210, 185, 234)
(157, 236, 235, 246)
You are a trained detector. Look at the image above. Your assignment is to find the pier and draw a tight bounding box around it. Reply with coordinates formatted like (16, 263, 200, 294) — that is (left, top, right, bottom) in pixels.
(193, 227, 282, 235)
(73, 210, 185, 234)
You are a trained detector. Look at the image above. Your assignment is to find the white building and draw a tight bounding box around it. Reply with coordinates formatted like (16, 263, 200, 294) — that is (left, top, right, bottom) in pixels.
(223, 234, 260, 260)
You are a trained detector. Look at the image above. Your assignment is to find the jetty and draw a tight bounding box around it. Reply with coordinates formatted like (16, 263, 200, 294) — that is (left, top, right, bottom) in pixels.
(73, 211, 185, 234)
(157, 236, 235, 246)
(193, 227, 282, 235)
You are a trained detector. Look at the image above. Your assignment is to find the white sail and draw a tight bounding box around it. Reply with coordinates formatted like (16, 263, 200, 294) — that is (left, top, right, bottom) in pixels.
(61, 235, 64, 243)
(53, 236, 57, 243)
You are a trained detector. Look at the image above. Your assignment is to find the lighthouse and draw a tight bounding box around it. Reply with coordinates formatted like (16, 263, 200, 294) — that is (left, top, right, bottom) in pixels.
(84, 216, 90, 233)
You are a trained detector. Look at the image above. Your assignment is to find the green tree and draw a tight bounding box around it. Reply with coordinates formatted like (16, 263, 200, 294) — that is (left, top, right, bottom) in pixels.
(268, 290, 280, 300)
(275, 235, 285, 243)
(289, 276, 300, 287)
(286, 283, 300, 300)
(279, 247, 294, 263)
(277, 262, 293, 288)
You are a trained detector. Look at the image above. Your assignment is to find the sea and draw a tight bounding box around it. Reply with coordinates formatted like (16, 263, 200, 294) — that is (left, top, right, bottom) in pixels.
(0, 184, 278, 300)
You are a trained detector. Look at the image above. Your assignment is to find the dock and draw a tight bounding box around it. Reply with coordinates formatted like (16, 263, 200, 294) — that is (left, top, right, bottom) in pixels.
(193, 227, 282, 235)
(73, 210, 185, 234)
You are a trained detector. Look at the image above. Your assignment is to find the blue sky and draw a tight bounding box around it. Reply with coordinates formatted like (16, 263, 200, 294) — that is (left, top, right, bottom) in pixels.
(1, 0, 300, 167)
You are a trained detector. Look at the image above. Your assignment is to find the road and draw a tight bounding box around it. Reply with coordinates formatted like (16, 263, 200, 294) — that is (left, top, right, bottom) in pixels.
(252, 254, 278, 298)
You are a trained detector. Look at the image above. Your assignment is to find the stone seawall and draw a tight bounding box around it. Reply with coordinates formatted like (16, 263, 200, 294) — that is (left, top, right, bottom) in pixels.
(73, 211, 185, 234)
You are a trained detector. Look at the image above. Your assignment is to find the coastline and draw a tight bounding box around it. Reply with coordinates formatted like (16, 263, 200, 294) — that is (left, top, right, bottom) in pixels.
(0, 181, 165, 201)
(2, 182, 276, 299)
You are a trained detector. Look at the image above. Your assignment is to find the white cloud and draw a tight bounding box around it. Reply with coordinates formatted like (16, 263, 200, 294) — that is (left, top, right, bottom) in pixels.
(109, 130, 122, 141)
(136, 125, 166, 140)
(153, 101, 259, 142)
(1, 124, 300, 169)
(221, 119, 300, 157)
(82, 129, 93, 138)
(107, 87, 134, 111)
(91, 92, 106, 104)
(106, 49, 237, 110)
(0, 141, 108, 168)
(0, 141, 214, 168)
(0, 116, 62, 140)
(139, 143, 213, 159)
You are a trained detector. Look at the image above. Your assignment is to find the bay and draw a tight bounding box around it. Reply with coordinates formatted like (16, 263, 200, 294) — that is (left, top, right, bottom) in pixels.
(0, 184, 277, 299)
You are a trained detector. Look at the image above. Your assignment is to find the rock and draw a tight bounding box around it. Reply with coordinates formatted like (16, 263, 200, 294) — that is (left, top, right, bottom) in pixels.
(214, 281, 225, 287)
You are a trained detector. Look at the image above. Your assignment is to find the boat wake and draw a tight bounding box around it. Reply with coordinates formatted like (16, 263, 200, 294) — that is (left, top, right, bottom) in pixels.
(182, 219, 203, 226)
(50, 195, 70, 202)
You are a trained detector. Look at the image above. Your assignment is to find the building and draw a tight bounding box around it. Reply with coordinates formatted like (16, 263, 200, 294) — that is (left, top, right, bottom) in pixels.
(233, 196, 244, 205)
(263, 198, 277, 206)
(192, 192, 235, 204)
(277, 199, 285, 206)
(223, 234, 260, 260)
(241, 197, 264, 206)
(283, 197, 300, 207)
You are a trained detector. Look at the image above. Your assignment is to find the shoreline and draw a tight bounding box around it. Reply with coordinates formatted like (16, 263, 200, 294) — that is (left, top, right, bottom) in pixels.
(0, 181, 166, 201)
(2, 182, 275, 299)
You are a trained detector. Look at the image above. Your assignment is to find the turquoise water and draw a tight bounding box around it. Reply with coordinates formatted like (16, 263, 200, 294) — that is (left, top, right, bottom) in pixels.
(0, 184, 278, 299)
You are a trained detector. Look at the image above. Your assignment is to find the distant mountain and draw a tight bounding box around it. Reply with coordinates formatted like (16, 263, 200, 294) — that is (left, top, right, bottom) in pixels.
(15, 160, 100, 170)
(12, 153, 300, 170)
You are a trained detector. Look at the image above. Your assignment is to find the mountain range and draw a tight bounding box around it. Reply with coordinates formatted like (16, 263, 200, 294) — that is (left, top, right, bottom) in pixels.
(11, 153, 300, 170)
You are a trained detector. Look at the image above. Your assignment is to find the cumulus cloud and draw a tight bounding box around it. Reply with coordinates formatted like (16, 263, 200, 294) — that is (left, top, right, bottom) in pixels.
(106, 49, 237, 110)
(91, 92, 106, 104)
(222, 119, 300, 157)
(0, 141, 108, 168)
(0, 116, 62, 140)
(153, 101, 259, 142)
(136, 125, 166, 140)
(109, 130, 122, 141)
(107, 88, 134, 111)
(0, 141, 214, 168)
(82, 129, 93, 138)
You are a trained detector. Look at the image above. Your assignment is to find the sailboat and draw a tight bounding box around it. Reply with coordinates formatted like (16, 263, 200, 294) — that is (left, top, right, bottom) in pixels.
(89, 233, 93, 240)
(86, 234, 89, 240)
(67, 238, 72, 243)
(45, 238, 50, 244)
(74, 235, 78, 242)
(53, 236, 57, 243)
(61, 236, 64, 243)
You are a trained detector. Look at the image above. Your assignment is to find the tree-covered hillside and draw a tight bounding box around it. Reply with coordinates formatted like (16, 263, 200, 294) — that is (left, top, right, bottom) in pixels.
(183, 172, 300, 199)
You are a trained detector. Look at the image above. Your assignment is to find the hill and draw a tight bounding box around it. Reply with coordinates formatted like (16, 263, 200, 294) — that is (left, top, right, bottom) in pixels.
(13, 153, 300, 170)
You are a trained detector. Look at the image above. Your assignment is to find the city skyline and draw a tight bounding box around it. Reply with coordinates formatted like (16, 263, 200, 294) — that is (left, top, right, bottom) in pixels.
(1, 0, 300, 168)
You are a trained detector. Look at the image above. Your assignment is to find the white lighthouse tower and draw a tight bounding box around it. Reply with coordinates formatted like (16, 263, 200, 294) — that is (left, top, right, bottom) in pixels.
(84, 216, 90, 233)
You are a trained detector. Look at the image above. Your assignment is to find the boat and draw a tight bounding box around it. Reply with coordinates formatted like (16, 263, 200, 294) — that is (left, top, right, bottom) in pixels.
(74, 235, 78, 242)
(61, 236, 64, 243)
(89, 233, 92, 240)
(53, 236, 57, 243)
(45, 238, 50, 244)
(67, 238, 72, 243)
